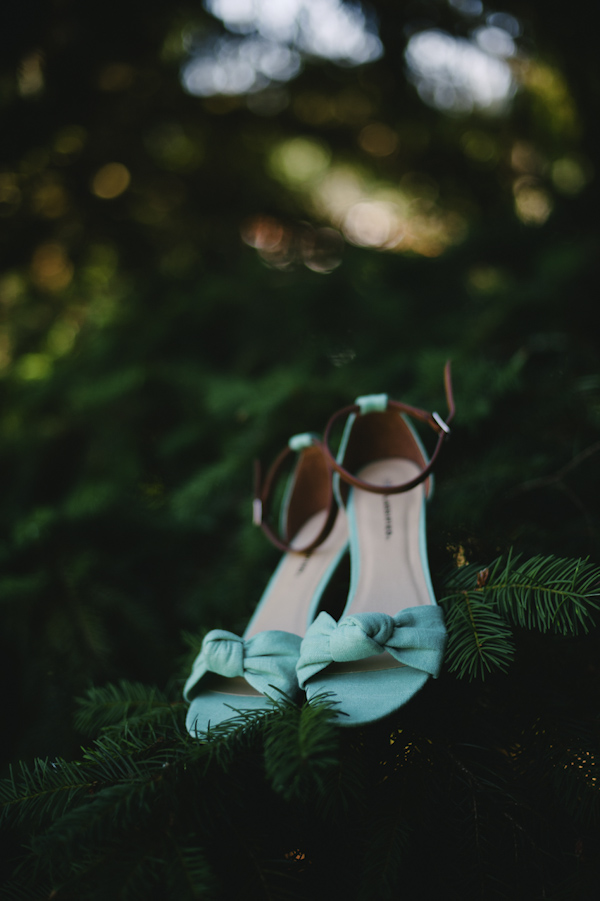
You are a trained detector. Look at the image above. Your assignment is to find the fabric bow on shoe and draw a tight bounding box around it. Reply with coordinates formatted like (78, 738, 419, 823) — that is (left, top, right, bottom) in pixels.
(184, 629, 302, 702)
(297, 607, 447, 690)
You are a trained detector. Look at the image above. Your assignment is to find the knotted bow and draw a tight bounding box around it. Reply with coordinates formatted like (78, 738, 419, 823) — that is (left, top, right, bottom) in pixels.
(297, 606, 447, 689)
(183, 629, 302, 701)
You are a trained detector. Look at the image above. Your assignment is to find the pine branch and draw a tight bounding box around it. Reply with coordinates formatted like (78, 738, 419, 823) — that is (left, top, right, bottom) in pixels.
(0, 728, 183, 838)
(554, 743, 600, 825)
(516, 716, 600, 827)
(439, 583, 515, 681)
(356, 809, 412, 901)
(489, 553, 600, 635)
(74, 680, 184, 737)
(78, 732, 174, 780)
(262, 694, 340, 802)
(439, 552, 600, 679)
(0, 874, 53, 901)
(185, 704, 278, 780)
(0, 758, 93, 830)
(31, 779, 162, 861)
(164, 833, 220, 899)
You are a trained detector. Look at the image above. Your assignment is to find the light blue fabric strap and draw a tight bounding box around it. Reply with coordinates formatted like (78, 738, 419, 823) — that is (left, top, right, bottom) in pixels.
(355, 394, 388, 413)
(333, 395, 388, 505)
(184, 628, 302, 700)
(280, 432, 321, 535)
(288, 432, 319, 452)
(296, 606, 447, 689)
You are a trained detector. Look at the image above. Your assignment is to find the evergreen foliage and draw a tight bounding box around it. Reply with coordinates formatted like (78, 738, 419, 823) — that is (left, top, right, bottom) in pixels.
(440, 553, 600, 679)
(3, 549, 600, 898)
(2, 0, 600, 897)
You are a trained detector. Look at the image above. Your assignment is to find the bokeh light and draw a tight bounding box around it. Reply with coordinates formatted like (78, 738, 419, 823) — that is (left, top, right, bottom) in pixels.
(182, 36, 302, 96)
(513, 181, 553, 225)
(53, 126, 87, 158)
(182, 0, 382, 97)
(32, 177, 69, 219)
(266, 136, 468, 258)
(0, 173, 21, 216)
(144, 123, 204, 172)
(343, 201, 400, 249)
(91, 163, 132, 199)
(405, 28, 516, 114)
(17, 51, 45, 96)
(30, 243, 74, 292)
(358, 123, 399, 157)
(241, 215, 343, 271)
(206, 0, 382, 62)
(269, 137, 331, 185)
(551, 156, 591, 195)
(461, 129, 498, 163)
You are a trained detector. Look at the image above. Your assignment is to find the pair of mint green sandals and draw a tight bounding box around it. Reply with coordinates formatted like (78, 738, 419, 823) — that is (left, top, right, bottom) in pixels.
(184, 365, 455, 730)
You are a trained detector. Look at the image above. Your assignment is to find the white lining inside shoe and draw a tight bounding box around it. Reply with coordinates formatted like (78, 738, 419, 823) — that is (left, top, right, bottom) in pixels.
(350, 459, 431, 615)
(325, 458, 432, 676)
(246, 507, 348, 638)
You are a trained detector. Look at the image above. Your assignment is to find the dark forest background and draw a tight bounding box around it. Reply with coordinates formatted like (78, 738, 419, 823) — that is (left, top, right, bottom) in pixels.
(2, 1, 600, 897)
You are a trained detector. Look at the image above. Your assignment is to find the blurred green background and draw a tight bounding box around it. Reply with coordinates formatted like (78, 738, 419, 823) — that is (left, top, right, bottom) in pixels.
(1, 0, 600, 878)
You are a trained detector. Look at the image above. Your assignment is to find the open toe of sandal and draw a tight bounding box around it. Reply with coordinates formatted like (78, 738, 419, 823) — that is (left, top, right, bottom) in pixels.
(298, 607, 447, 726)
(185, 629, 303, 733)
(297, 365, 454, 727)
(184, 432, 348, 734)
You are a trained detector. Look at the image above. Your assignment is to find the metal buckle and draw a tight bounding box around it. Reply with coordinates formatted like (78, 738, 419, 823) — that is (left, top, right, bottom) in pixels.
(432, 411, 451, 435)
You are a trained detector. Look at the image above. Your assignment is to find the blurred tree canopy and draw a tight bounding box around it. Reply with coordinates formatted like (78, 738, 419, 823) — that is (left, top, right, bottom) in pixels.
(2, 1, 600, 897)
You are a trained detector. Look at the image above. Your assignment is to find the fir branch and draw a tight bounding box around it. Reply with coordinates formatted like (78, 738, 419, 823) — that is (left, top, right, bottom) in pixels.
(440, 586, 515, 680)
(262, 694, 340, 802)
(74, 680, 184, 737)
(313, 737, 368, 822)
(439, 552, 600, 679)
(31, 779, 162, 861)
(41, 838, 166, 901)
(90, 845, 164, 901)
(553, 743, 600, 825)
(0, 873, 53, 901)
(356, 809, 412, 901)
(183, 703, 275, 779)
(0, 758, 92, 829)
(0, 729, 183, 836)
(516, 716, 600, 826)
(489, 553, 600, 636)
(164, 833, 220, 899)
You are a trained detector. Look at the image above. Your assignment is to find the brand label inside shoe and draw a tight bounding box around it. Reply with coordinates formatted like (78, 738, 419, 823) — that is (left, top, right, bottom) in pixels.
(383, 479, 393, 539)
(383, 495, 392, 538)
(296, 551, 313, 574)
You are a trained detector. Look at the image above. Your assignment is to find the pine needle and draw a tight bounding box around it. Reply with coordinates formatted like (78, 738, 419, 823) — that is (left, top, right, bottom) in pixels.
(263, 694, 340, 802)
(440, 583, 515, 681)
(74, 680, 183, 736)
(439, 552, 600, 680)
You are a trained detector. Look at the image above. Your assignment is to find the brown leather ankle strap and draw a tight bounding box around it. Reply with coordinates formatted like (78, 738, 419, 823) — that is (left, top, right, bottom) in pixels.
(253, 435, 339, 554)
(321, 361, 455, 496)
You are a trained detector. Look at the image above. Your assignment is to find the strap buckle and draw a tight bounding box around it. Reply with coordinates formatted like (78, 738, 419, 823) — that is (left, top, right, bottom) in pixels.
(432, 412, 451, 435)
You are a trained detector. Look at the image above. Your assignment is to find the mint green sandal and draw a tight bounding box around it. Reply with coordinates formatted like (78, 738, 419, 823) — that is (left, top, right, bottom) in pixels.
(184, 433, 348, 734)
(297, 366, 454, 727)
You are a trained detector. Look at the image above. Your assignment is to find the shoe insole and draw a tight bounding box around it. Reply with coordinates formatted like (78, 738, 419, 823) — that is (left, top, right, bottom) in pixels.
(350, 459, 431, 613)
(247, 507, 348, 637)
(325, 458, 432, 676)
